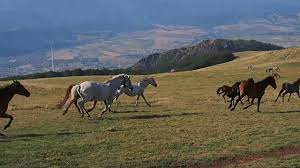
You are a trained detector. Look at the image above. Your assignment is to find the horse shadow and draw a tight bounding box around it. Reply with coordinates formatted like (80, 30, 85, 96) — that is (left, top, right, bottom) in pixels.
(0, 131, 93, 142)
(262, 110, 300, 114)
(128, 112, 203, 120)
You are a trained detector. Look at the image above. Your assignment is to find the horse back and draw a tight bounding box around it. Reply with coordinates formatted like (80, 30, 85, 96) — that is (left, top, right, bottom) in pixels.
(239, 81, 256, 98)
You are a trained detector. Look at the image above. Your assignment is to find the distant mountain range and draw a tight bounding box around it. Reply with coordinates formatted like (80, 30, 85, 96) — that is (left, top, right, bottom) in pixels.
(129, 39, 284, 73)
(0, 0, 299, 77)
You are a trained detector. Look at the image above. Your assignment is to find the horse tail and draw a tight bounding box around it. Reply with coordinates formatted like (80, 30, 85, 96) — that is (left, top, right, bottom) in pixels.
(57, 84, 76, 109)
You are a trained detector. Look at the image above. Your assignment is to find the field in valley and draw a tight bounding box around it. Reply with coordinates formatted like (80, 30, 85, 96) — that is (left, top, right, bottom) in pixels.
(0, 48, 299, 167)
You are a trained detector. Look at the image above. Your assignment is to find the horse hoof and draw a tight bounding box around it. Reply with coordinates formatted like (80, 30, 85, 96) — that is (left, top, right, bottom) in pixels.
(4, 126, 9, 130)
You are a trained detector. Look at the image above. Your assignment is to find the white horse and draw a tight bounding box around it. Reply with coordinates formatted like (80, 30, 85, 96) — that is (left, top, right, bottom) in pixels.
(58, 74, 133, 118)
(114, 77, 158, 107)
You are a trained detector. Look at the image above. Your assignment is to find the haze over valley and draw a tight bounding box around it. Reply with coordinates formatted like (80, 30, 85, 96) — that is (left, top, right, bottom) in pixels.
(0, 0, 300, 77)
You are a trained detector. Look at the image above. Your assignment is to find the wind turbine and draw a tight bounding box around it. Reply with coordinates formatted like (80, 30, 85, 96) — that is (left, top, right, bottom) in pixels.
(50, 42, 55, 72)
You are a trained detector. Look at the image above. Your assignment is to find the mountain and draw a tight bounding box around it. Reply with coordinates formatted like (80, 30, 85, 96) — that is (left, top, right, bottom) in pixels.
(129, 39, 284, 73)
(0, 0, 299, 77)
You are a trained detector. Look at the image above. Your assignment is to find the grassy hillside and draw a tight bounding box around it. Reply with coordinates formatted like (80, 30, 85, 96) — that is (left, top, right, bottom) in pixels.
(0, 48, 299, 167)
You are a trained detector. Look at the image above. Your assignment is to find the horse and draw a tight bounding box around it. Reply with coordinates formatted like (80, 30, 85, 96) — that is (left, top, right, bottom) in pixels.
(273, 67, 280, 72)
(217, 78, 254, 109)
(58, 74, 133, 118)
(114, 77, 158, 107)
(231, 76, 277, 112)
(226, 78, 254, 109)
(275, 78, 300, 103)
(248, 65, 254, 70)
(0, 80, 30, 135)
(217, 85, 231, 102)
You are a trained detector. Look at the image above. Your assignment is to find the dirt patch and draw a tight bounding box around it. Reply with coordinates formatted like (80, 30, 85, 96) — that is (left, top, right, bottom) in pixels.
(192, 146, 300, 168)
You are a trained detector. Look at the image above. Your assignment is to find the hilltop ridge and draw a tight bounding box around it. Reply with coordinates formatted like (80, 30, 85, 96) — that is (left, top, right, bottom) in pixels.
(129, 39, 284, 73)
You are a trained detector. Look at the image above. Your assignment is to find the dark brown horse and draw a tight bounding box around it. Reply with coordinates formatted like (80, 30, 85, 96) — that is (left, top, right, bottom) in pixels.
(0, 81, 30, 135)
(217, 85, 231, 102)
(275, 78, 300, 103)
(231, 76, 277, 112)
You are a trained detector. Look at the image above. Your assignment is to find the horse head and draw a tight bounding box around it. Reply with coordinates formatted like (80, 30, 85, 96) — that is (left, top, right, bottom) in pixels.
(123, 75, 133, 91)
(12, 80, 30, 97)
(267, 76, 277, 89)
(148, 77, 158, 87)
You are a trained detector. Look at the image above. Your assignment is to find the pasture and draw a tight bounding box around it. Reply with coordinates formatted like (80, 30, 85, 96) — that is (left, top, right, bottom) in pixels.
(0, 48, 299, 167)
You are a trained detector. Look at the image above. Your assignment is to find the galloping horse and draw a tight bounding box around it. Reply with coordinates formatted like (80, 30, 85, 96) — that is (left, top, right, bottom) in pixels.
(0, 81, 30, 135)
(114, 77, 158, 107)
(231, 76, 277, 112)
(275, 78, 300, 103)
(59, 74, 133, 118)
(217, 85, 231, 102)
(217, 78, 254, 109)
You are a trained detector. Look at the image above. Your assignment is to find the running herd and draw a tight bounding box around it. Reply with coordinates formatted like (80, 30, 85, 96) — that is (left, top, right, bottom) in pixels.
(0, 73, 299, 135)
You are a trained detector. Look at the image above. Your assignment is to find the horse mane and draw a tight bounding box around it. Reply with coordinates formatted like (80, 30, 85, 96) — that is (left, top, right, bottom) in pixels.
(104, 74, 127, 83)
(256, 76, 274, 85)
(294, 78, 300, 84)
(0, 83, 13, 93)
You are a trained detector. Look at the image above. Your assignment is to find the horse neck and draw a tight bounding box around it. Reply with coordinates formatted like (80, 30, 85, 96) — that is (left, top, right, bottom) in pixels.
(0, 85, 16, 102)
(256, 78, 271, 90)
(294, 79, 300, 86)
(107, 77, 123, 89)
(138, 80, 150, 89)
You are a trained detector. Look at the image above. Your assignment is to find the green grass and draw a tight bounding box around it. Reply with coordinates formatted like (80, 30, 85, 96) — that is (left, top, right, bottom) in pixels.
(0, 48, 299, 167)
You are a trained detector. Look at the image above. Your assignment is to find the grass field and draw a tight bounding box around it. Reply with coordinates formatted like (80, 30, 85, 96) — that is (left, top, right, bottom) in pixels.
(0, 48, 299, 168)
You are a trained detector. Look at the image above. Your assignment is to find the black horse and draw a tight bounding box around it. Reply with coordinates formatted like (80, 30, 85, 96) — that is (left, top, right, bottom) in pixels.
(275, 78, 300, 103)
(0, 81, 30, 135)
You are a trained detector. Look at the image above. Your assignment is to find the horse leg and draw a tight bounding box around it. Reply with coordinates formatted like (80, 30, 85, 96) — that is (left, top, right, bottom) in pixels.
(77, 98, 87, 118)
(85, 101, 97, 117)
(240, 98, 244, 105)
(114, 94, 120, 107)
(0, 114, 14, 130)
(257, 97, 262, 112)
(231, 94, 245, 111)
(74, 97, 83, 115)
(246, 97, 250, 103)
(135, 95, 140, 106)
(243, 98, 255, 110)
(62, 99, 74, 115)
(222, 93, 226, 102)
(282, 91, 288, 103)
(228, 97, 235, 109)
(106, 99, 114, 112)
(297, 91, 300, 99)
(141, 93, 151, 107)
(287, 93, 292, 102)
(98, 102, 109, 118)
(275, 89, 284, 102)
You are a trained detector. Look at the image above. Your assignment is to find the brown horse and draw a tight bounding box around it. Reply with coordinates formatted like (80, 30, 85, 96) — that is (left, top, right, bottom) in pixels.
(231, 76, 277, 112)
(275, 78, 300, 103)
(0, 80, 30, 135)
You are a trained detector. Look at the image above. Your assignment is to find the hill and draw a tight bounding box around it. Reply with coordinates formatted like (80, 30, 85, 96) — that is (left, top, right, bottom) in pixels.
(129, 39, 284, 73)
(0, 47, 299, 167)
